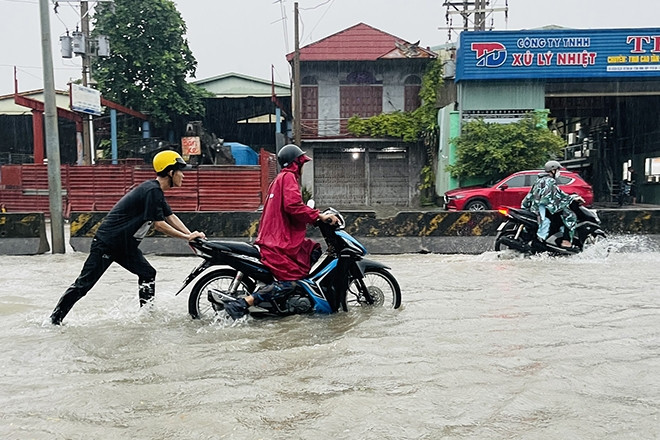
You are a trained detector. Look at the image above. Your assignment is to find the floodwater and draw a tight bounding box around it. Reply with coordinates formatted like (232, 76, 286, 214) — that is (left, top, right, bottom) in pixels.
(1, 236, 659, 440)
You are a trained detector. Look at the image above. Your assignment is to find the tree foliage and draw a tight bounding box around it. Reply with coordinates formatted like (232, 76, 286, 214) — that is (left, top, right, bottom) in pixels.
(346, 57, 444, 147)
(346, 111, 421, 143)
(92, 0, 209, 127)
(448, 114, 566, 182)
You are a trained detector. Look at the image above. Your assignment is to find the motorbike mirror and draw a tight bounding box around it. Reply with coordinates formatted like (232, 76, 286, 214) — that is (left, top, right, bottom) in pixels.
(306, 199, 316, 209)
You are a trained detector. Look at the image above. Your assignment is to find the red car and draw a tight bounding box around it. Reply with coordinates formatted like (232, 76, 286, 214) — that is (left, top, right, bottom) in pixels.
(443, 170, 594, 211)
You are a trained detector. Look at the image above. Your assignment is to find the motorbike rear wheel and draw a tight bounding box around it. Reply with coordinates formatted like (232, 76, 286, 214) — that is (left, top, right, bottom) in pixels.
(495, 231, 515, 251)
(347, 268, 402, 309)
(188, 268, 255, 320)
(494, 221, 526, 252)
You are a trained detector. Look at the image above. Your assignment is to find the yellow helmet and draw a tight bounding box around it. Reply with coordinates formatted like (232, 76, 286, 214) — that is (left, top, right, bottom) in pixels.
(153, 150, 189, 175)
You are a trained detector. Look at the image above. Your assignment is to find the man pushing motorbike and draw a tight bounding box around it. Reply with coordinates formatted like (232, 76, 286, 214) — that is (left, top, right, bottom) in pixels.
(49, 151, 206, 325)
(521, 160, 584, 249)
(224, 144, 338, 320)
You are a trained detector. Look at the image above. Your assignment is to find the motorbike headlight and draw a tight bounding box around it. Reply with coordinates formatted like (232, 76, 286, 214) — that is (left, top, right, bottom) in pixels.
(582, 207, 600, 223)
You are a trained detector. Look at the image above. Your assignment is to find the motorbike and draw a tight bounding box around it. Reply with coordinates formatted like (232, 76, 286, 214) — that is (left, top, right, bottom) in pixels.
(175, 206, 402, 320)
(494, 198, 607, 255)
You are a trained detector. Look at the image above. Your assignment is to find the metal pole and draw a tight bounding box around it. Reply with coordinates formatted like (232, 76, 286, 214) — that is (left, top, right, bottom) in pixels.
(39, 0, 65, 253)
(80, 1, 94, 164)
(293, 2, 301, 147)
(463, 0, 469, 31)
(110, 108, 118, 164)
(475, 0, 486, 31)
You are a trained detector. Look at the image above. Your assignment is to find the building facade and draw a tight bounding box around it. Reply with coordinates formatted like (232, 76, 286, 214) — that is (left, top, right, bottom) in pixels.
(288, 23, 436, 208)
(442, 27, 660, 204)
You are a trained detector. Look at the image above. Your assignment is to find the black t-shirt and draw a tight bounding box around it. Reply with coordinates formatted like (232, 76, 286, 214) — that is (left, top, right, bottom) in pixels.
(95, 180, 173, 248)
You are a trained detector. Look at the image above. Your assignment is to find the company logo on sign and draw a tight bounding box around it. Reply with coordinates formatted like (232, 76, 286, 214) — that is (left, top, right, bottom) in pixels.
(471, 42, 507, 67)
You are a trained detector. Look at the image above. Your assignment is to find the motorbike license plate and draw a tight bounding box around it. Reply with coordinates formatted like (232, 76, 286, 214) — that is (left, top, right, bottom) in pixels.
(497, 222, 507, 231)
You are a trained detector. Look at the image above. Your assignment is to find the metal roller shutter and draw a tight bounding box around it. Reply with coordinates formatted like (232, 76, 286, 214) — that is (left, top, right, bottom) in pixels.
(369, 149, 409, 206)
(313, 150, 366, 206)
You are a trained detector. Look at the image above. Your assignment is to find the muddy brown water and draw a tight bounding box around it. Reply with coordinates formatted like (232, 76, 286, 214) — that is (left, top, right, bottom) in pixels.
(0, 235, 658, 439)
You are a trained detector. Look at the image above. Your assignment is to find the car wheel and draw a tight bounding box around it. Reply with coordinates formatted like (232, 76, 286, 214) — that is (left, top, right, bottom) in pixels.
(465, 199, 489, 211)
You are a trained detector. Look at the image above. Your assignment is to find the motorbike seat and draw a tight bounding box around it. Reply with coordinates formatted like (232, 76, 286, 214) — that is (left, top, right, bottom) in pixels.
(206, 240, 261, 258)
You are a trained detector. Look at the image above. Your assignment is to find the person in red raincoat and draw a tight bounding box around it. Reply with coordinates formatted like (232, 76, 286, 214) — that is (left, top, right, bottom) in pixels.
(224, 144, 338, 320)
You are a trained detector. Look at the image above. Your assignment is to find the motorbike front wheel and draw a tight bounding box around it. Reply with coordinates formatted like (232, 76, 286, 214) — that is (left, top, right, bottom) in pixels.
(188, 268, 255, 320)
(347, 268, 402, 309)
(582, 231, 607, 249)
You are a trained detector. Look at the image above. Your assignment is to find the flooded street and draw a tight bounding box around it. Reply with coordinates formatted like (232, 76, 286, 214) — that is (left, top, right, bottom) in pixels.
(1, 236, 659, 439)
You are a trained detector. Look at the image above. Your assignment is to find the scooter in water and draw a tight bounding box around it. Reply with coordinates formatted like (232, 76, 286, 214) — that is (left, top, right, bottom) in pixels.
(494, 198, 607, 255)
(176, 206, 402, 320)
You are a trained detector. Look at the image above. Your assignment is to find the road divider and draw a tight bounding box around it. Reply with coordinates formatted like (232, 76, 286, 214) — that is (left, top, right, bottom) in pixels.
(60, 208, 660, 255)
(1, 208, 654, 255)
(0, 212, 50, 255)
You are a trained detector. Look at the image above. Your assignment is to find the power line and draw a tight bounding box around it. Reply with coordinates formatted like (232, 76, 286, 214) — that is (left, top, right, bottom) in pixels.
(441, 0, 508, 41)
(1, 63, 80, 71)
(274, 0, 290, 54)
(301, 0, 335, 45)
(299, 0, 332, 10)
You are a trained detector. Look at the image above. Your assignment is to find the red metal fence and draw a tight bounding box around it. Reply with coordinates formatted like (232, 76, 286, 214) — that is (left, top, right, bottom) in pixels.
(0, 149, 277, 217)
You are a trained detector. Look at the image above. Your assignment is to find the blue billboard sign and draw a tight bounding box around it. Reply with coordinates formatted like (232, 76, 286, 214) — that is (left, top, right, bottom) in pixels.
(456, 28, 660, 81)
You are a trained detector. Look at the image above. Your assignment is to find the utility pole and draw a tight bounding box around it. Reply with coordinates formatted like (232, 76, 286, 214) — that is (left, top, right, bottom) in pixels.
(293, 2, 301, 147)
(39, 0, 66, 253)
(80, 0, 93, 164)
(441, 1, 508, 38)
(474, 0, 486, 31)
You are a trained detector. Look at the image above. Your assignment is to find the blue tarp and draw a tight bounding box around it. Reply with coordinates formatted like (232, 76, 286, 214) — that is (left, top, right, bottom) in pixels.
(225, 142, 259, 165)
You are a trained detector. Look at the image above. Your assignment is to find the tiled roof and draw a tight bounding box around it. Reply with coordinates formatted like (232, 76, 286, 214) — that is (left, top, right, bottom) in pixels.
(286, 22, 436, 62)
(193, 72, 290, 98)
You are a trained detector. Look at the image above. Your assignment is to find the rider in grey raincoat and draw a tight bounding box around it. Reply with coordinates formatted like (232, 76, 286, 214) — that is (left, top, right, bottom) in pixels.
(521, 160, 583, 248)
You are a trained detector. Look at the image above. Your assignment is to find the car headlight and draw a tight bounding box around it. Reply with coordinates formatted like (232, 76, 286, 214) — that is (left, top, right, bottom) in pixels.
(448, 194, 466, 200)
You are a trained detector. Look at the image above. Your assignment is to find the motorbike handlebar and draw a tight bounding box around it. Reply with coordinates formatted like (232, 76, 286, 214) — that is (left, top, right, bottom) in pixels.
(570, 194, 585, 204)
(191, 237, 208, 246)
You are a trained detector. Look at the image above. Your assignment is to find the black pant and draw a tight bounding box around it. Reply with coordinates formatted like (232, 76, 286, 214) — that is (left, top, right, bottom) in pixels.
(50, 238, 156, 324)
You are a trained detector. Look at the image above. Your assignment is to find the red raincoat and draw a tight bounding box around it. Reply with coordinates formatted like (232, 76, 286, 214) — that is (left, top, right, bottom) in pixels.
(255, 161, 320, 280)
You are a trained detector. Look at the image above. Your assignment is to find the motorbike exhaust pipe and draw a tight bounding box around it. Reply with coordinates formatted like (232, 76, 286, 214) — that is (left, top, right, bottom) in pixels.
(497, 236, 530, 252)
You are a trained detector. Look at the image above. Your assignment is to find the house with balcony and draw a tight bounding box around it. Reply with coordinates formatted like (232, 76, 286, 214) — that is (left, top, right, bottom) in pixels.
(287, 23, 436, 208)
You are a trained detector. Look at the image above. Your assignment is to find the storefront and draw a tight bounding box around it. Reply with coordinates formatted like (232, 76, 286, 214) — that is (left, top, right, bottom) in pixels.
(444, 27, 660, 204)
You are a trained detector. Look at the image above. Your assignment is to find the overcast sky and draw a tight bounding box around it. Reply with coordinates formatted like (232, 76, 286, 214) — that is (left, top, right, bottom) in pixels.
(1, 0, 659, 96)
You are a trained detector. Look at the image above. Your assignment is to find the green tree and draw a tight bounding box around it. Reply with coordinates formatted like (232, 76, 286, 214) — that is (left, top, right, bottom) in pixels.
(449, 114, 566, 183)
(92, 0, 209, 127)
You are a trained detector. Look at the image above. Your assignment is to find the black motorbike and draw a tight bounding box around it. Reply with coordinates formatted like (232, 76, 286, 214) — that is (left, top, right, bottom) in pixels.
(494, 199, 607, 255)
(176, 207, 402, 320)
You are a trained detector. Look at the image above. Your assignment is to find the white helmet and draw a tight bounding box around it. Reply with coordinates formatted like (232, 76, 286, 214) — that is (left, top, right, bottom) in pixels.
(544, 160, 562, 173)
